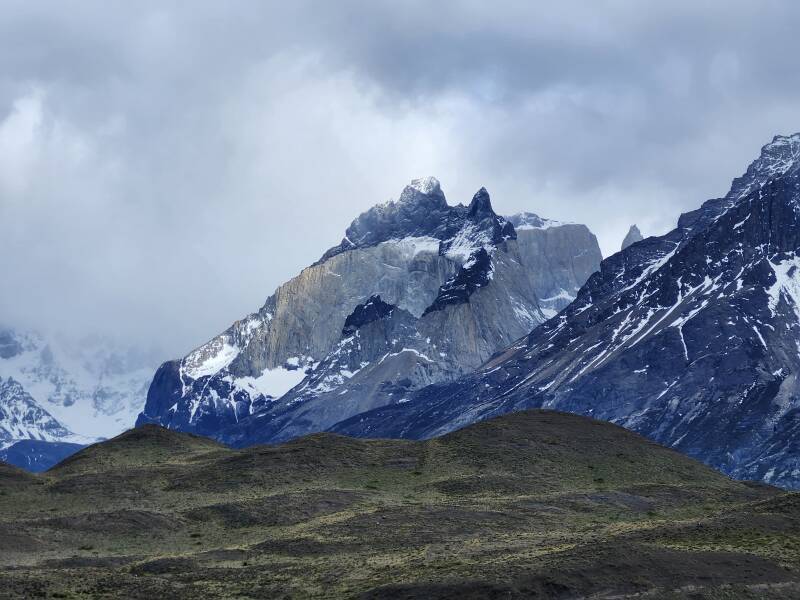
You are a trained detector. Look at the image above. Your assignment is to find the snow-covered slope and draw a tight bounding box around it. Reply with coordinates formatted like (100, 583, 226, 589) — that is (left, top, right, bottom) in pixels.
(0, 328, 155, 442)
(0, 377, 85, 448)
(331, 134, 800, 489)
(139, 178, 603, 445)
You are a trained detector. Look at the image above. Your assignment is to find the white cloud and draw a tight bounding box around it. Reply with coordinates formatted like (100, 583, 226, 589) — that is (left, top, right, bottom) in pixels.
(1, 1, 800, 361)
(0, 92, 45, 196)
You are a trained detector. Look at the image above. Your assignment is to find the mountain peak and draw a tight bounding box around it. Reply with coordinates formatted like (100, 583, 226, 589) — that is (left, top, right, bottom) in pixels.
(767, 132, 800, 149)
(756, 133, 800, 175)
(729, 132, 800, 201)
(405, 176, 442, 197)
(621, 224, 643, 251)
(319, 178, 514, 263)
(0, 376, 80, 449)
(467, 187, 494, 217)
(398, 176, 446, 207)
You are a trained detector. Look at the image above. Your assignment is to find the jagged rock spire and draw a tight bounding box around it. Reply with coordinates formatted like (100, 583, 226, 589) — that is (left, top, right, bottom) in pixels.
(468, 187, 494, 218)
(319, 178, 516, 263)
(621, 224, 643, 251)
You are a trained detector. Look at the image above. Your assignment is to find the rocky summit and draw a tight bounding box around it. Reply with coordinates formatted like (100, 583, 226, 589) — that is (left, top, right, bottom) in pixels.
(331, 134, 800, 490)
(137, 178, 602, 446)
(0, 377, 76, 449)
(621, 224, 644, 250)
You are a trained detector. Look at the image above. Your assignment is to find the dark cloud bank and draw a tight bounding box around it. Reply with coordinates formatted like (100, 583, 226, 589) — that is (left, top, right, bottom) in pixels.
(2, 0, 800, 358)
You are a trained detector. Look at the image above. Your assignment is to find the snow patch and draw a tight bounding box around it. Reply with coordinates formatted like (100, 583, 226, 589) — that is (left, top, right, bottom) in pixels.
(767, 255, 800, 324)
(234, 365, 307, 400)
(509, 212, 573, 230)
(511, 298, 542, 329)
(380, 236, 441, 258)
(184, 338, 240, 379)
(444, 224, 492, 262)
(407, 176, 440, 195)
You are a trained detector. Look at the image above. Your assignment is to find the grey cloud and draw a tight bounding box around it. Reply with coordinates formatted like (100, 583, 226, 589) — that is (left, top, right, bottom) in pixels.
(2, 1, 800, 360)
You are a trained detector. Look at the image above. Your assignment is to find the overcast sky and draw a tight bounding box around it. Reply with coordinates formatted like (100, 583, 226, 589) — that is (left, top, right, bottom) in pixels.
(3, 1, 800, 359)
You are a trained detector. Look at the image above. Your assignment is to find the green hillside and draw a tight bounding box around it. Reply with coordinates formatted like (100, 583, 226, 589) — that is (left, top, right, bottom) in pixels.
(1, 410, 798, 599)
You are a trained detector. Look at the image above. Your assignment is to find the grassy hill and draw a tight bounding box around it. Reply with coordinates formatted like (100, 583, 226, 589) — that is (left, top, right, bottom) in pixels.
(1, 410, 799, 598)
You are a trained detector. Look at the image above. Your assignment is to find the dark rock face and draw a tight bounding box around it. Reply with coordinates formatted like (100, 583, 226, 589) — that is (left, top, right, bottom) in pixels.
(423, 248, 492, 314)
(138, 360, 262, 438)
(621, 224, 643, 250)
(330, 133, 800, 490)
(342, 296, 396, 336)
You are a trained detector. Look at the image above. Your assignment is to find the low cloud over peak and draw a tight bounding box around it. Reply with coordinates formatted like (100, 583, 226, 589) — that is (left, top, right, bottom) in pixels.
(2, 1, 800, 357)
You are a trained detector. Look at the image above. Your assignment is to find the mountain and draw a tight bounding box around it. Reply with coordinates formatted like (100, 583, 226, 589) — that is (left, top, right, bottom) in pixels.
(0, 377, 80, 447)
(138, 177, 602, 445)
(2, 409, 798, 598)
(0, 328, 155, 439)
(0, 328, 156, 469)
(0, 439, 85, 473)
(621, 224, 643, 250)
(330, 133, 800, 490)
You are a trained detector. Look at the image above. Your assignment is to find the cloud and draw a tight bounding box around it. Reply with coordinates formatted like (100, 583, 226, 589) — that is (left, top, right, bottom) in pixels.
(2, 1, 800, 359)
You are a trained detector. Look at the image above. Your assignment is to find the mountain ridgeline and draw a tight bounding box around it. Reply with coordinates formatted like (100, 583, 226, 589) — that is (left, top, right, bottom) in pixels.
(332, 134, 800, 489)
(137, 178, 602, 446)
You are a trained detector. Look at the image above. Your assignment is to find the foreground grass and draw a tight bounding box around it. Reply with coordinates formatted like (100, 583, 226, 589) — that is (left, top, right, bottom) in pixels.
(0, 410, 798, 599)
